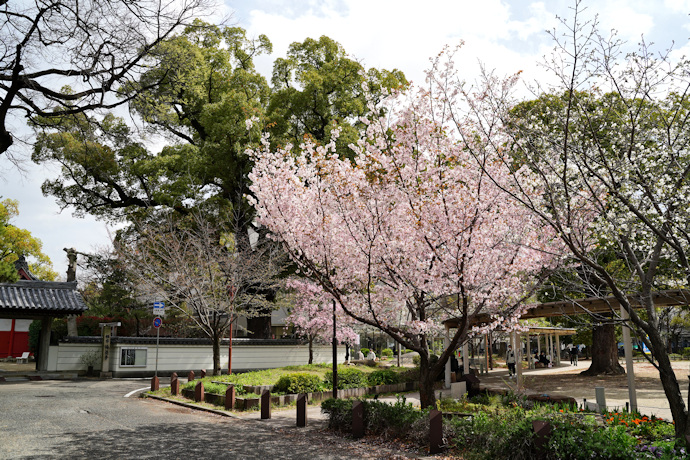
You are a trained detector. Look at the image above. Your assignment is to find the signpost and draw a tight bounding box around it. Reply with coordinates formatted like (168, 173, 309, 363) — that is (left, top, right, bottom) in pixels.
(153, 301, 165, 376)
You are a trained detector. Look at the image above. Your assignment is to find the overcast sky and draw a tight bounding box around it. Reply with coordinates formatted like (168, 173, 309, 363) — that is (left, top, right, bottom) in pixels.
(1, 0, 689, 279)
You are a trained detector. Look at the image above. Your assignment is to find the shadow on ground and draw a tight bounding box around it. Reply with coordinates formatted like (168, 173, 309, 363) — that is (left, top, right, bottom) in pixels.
(21, 418, 414, 459)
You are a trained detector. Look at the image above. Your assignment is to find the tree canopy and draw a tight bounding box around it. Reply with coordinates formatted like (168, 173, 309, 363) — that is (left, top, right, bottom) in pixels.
(0, 198, 56, 282)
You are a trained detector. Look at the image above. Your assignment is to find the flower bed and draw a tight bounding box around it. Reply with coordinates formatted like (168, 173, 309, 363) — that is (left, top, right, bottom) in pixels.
(321, 395, 686, 459)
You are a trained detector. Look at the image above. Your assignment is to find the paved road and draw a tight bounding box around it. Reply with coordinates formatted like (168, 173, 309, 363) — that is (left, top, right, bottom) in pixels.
(0, 379, 417, 459)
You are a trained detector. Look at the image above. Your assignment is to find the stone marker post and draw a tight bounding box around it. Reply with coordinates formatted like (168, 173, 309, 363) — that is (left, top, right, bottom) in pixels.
(200, 369, 206, 378)
(151, 375, 159, 391)
(188, 370, 195, 382)
(429, 409, 443, 454)
(171, 377, 180, 396)
(532, 420, 552, 459)
(261, 390, 271, 419)
(297, 394, 307, 427)
(194, 381, 204, 402)
(595, 387, 606, 413)
(225, 384, 235, 410)
(352, 401, 364, 438)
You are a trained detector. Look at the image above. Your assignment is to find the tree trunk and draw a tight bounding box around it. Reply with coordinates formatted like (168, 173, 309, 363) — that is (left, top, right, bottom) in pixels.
(581, 323, 624, 376)
(212, 333, 221, 376)
(417, 354, 437, 409)
(308, 336, 314, 365)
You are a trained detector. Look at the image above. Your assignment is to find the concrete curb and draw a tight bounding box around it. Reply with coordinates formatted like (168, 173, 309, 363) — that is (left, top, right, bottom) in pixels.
(145, 394, 241, 419)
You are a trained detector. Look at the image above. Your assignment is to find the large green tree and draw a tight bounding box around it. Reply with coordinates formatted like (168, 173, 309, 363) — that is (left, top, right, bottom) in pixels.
(268, 36, 407, 155)
(31, 26, 407, 337)
(0, 198, 57, 281)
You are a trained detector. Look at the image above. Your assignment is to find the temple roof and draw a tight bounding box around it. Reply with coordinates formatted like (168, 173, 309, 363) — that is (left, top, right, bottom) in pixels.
(0, 280, 87, 318)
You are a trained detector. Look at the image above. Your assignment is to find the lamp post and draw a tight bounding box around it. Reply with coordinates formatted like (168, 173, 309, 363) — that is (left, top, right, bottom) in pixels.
(332, 299, 338, 398)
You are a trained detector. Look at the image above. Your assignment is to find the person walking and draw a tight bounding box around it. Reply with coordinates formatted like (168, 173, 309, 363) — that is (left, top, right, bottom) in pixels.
(506, 345, 516, 377)
(570, 345, 578, 366)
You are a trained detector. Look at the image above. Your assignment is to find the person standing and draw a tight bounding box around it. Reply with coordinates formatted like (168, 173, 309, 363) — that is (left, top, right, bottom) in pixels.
(570, 345, 578, 366)
(506, 345, 516, 377)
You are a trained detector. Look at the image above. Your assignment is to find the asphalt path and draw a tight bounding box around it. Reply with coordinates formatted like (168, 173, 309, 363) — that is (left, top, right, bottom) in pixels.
(0, 379, 417, 460)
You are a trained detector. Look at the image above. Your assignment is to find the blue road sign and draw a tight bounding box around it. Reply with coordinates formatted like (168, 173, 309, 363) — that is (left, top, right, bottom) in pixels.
(153, 317, 162, 328)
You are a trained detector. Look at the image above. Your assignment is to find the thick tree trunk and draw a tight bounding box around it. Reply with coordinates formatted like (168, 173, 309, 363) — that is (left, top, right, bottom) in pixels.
(644, 324, 690, 439)
(581, 323, 624, 376)
(418, 354, 437, 409)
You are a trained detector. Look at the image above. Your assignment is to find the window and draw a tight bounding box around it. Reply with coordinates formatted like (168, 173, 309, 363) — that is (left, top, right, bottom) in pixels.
(120, 348, 147, 367)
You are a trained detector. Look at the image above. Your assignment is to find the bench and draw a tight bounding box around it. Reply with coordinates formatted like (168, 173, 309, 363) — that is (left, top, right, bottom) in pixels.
(15, 352, 30, 364)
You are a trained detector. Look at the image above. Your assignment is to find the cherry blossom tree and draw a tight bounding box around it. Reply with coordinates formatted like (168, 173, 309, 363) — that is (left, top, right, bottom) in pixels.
(441, 2, 690, 439)
(248, 81, 559, 407)
(285, 279, 358, 364)
(116, 212, 286, 375)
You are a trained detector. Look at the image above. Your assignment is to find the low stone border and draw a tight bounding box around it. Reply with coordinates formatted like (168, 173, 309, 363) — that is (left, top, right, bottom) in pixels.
(181, 381, 418, 411)
(145, 393, 240, 418)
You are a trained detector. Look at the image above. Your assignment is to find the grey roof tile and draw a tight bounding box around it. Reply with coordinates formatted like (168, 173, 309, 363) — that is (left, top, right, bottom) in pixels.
(0, 281, 87, 316)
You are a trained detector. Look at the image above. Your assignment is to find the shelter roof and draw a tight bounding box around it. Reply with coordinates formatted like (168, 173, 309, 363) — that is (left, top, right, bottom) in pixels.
(0, 280, 87, 318)
(520, 289, 690, 319)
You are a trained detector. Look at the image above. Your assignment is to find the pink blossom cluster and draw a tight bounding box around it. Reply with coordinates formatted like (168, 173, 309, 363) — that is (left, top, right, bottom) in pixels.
(285, 278, 359, 344)
(247, 78, 559, 347)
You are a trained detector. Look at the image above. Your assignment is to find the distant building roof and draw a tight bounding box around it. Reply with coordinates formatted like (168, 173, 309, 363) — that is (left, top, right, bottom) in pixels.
(0, 281, 87, 318)
(14, 255, 39, 280)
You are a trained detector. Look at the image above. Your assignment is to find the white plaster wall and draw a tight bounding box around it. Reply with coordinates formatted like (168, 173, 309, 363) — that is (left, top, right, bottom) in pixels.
(50, 342, 346, 376)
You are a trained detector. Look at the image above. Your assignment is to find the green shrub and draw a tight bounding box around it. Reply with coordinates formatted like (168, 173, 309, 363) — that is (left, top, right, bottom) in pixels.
(320, 398, 353, 431)
(381, 348, 393, 358)
(412, 354, 420, 366)
(367, 369, 400, 386)
(320, 396, 423, 438)
(325, 367, 367, 389)
(273, 373, 323, 394)
(548, 421, 637, 459)
(204, 382, 229, 395)
(360, 347, 370, 356)
(364, 397, 423, 438)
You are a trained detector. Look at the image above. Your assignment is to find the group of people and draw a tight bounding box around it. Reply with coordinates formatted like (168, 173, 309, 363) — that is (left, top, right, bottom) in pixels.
(506, 344, 580, 376)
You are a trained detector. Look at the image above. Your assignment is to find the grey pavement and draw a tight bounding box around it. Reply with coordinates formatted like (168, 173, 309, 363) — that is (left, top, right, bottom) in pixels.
(467, 360, 689, 420)
(0, 378, 420, 459)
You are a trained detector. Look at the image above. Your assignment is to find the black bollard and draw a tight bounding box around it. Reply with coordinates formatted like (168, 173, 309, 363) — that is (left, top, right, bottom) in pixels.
(297, 394, 307, 427)
(261, 389, 271, 419)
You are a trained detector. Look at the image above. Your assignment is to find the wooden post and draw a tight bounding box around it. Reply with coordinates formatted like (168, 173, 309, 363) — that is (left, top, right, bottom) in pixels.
(297, 394, 307, 427)
(352, 400, 364, 438)
(261, 389, 271, 419)
(200, 369, 206, 378)
(188, 370, 195, 382)
(194, 381, 204, 402)
(429, 409, 443, 454)
(225, 384, 235, 410)
(171, 377, 179, 396)
(150, 375, 159, 392)
(532, 420, 552, 458)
